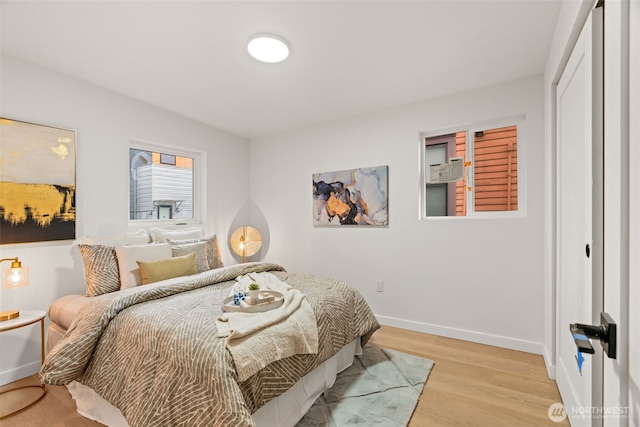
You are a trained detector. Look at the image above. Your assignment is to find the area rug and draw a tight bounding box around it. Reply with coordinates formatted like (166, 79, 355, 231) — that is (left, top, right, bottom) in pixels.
(296, 345, 434, 426)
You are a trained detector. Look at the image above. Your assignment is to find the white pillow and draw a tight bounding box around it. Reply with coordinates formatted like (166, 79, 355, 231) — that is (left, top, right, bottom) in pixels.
(115, 243, 172, 289)
(149, 227, 203, 243)
(81, 229, 150, 246)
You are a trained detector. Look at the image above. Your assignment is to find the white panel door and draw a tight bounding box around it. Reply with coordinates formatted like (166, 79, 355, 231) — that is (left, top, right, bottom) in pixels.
(555, 8, 603, 426)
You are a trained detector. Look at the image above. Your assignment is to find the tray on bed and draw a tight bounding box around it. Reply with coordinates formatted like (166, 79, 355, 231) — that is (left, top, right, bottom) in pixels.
(222, 291, 284, 313)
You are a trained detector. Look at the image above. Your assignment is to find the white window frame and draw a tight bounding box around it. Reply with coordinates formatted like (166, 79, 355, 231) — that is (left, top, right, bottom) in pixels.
(128, 139, 206, 226)
(419, 116, 527, 219)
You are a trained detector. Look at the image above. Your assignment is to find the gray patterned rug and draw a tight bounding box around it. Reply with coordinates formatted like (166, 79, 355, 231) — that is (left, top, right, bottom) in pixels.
(296, 345, 434, 426)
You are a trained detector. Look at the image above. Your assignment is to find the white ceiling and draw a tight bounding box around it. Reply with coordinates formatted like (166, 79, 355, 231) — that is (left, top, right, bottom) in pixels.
(1, 1, 562, 139)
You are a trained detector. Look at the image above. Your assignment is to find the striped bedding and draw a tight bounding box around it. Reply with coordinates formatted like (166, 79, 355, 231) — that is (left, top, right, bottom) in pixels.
(40, 262, 379, 427)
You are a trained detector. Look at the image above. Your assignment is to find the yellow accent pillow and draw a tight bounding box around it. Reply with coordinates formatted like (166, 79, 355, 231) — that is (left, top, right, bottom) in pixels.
(136, 253, 197, 285)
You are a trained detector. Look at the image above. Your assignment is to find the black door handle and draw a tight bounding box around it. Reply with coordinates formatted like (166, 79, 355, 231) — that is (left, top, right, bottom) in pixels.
(570, 312, 617, 359)
(570, 324, 595, 354)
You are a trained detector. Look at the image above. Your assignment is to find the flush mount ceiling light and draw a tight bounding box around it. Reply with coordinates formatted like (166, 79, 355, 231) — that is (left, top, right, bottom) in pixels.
(247, 33, 290, 63)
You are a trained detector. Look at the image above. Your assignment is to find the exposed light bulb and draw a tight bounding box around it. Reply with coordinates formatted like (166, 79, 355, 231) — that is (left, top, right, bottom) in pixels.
(8, 268, 22, 285)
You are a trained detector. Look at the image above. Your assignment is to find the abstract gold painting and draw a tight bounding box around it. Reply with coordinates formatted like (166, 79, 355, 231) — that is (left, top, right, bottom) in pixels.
(0, 118, 76, 244)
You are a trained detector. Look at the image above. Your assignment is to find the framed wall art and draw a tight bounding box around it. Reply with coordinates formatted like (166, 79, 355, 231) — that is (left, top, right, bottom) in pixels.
(313, 165, 388, 226)
(0, 118, 76, 244)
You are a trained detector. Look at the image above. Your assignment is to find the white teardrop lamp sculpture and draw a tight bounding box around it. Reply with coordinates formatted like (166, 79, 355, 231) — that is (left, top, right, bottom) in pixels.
(230, 226, 262, 263)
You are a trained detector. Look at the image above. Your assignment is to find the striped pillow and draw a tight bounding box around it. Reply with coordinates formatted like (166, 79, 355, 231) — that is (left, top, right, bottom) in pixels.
(78, 244, 121, 296)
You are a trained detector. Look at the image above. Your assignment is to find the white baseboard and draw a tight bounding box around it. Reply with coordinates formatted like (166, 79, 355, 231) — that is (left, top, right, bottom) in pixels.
(0, 361, 41, 386)
(542, 344, 556, 379)
(376, 315, 544, 355)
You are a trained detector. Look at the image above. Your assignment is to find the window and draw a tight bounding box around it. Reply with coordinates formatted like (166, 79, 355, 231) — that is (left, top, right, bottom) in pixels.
(422, 118, 524, 217)
(129, 142, 201, 222)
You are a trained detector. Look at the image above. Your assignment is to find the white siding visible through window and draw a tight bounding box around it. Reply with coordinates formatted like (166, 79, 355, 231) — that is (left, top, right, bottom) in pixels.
(129, 144, 199, 222)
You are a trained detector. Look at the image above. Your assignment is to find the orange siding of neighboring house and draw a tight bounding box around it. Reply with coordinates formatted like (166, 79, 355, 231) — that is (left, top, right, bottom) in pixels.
(473, 126, 518, 212)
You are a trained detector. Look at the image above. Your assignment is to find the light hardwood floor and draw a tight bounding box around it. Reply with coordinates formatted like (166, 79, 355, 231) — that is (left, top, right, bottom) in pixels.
(369, 326, 568, 427)
(0, 325, 567, 426)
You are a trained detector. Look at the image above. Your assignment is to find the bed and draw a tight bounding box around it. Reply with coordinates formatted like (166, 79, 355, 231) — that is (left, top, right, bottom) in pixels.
(41, 229, 380, 427)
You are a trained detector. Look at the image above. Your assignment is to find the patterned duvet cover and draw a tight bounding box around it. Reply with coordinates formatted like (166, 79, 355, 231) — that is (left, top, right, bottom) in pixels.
(40, 262, 379, 427)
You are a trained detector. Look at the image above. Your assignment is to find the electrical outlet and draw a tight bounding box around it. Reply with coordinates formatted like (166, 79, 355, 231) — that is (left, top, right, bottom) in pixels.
(376, 280, 383, 292)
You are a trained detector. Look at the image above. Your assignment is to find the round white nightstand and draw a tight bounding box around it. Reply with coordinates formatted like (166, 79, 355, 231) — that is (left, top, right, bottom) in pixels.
(0, 310, 47, 419)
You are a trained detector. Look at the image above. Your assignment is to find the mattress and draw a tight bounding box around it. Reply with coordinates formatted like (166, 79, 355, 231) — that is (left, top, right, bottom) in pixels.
(47, 294, 90, 353)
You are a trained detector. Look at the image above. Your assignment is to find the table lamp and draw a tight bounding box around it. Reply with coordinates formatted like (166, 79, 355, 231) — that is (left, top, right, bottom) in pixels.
(1, 257, 29, 321)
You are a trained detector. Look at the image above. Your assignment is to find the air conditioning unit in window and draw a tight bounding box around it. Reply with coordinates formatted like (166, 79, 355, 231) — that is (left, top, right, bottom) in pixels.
(428, 157, 465, 183)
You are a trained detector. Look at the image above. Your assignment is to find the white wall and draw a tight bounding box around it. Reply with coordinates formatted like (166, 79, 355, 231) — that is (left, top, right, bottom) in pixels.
(249, 75, 545, 354)
(0, 56, 250, 384)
